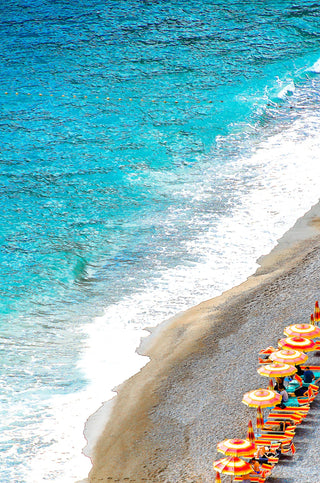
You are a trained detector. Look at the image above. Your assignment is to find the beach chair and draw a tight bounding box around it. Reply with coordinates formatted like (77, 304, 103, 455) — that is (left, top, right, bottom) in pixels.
(234, 475, 265, 482)
(266, 455, 279, 464)
(267, 412, 302, 424)
(255, 435, 292, 447)
(294, 374, 303, 387)
(273, 405, 309, 415)
(280, 441, 296, 455)
(297, 393, 315, 405)
(259, 346, 277, 355)
(260, 462, 275, 474)
(269, 442, 281, 452)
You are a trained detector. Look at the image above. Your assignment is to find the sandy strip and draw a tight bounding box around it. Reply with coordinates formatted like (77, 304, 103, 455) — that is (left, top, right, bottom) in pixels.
(85, 202, 320, 482)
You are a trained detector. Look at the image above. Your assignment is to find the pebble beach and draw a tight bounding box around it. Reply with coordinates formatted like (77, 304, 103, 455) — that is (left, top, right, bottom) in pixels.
(85, 203, 320, 482)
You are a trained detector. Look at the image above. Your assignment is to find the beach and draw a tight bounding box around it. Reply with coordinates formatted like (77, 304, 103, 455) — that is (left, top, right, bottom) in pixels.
(85, 202, 320, 483)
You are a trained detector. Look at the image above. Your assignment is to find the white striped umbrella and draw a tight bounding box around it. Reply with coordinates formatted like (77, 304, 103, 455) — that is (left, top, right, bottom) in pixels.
(283, 324, 320, 339)
(279, 336, 315, 352)
(269, 349, 308, 365)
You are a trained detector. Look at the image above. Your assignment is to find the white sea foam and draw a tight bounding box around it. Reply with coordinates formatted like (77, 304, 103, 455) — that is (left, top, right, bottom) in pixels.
(276, 80, 295, 99)
(24, 112, 320, 482)
(307, 58, 320, 73)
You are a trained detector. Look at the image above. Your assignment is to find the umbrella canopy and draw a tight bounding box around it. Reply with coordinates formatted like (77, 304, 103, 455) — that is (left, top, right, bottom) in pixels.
(283, 324, 320, 339)
(246, 420, 255, 446)
(279, 336, 316, 352)
(213, 456, 252, 476)
(269, 348, 308, 365)
(242, 388, 281, 408)
(217, 438, 255, 458)
(257, 362, 297, 378)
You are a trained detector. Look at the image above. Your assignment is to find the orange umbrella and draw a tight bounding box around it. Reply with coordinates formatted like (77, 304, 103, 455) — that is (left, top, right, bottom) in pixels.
(315, 301, 320, 323)
(279, 336, 316, 352)
(242, 389, 281, 408)
(214, 471, 221, 483)
(269, 349, 308, 365)
(213, 456, 252, 479)
(257, 406, 264, 432)
(257, 362, 297, 378)
(283, 324, 320, 339)
(246, 420, 255, 447)
(217, 438, 255, 458)
(242, 389, 281, 436)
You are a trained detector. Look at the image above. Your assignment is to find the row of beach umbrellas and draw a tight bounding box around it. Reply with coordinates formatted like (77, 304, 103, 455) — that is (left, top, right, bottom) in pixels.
(213, 307, 320, 482)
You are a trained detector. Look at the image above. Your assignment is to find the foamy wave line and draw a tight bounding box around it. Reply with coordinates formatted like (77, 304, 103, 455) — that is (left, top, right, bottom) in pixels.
(307, 57, 320, 74)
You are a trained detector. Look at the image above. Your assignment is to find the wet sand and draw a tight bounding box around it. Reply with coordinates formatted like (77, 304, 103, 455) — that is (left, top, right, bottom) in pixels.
(85, 202, 320, 482)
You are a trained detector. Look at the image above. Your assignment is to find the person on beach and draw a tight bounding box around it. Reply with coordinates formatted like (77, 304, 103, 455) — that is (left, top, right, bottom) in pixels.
(294, 367, 317, 396)
(255, 446, 281, 464)
(241, 459, 262, 480)
(303, 366, 315, 383)
(296, 364, 304, 376)
(275, 383, 288, 408)
(274, 377, 285, 391)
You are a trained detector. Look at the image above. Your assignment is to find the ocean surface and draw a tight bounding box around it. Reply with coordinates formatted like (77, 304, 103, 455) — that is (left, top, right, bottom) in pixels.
(1, 1, 320, 481)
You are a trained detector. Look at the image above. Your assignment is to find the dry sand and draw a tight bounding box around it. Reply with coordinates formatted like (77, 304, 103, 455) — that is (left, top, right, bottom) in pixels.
(85, 202, 320, 483)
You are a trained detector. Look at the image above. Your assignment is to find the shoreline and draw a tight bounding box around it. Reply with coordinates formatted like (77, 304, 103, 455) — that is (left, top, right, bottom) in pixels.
(85, 201, 320, 482)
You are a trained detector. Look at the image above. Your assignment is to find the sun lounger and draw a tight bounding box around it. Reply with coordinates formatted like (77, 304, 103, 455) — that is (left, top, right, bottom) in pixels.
(267, 413, 302, 423)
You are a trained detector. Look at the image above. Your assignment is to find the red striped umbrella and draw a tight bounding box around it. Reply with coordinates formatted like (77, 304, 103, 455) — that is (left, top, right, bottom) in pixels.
(213, 456, 252, 476)
(257, 362, 297, 378)
(315, 301, 320, 323)
(214, 471, 221, 483)
(283, 324, 320, 339)
(242, 389, 281, 436)
(269, 349, 308, 365)
(217, 438, 255, 458)
(246, 420, 255, 447)
(279, 336, 316, 352)
(257, 406, 264, 432)
(242, 389, 281, 408)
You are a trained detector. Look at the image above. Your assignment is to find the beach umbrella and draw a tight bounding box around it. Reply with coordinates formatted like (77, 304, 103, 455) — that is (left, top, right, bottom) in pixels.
(256, 406, 264, 432)
(278, 336, 315, 352)
(217, 438, 255, 458)
(246, 420, 255, 447)
(213, 456, 252, 482)
(242, 389, 281, 409)
(315, 301, 320, 323)
(257, 362, 296, 391)
(214, 471, 221, 483)
(242, 389, 281, 435)
(257, 362, 297, 378)
(310, 313, 315, 325)
(269, 348, 308, 365)
(283, 324, 320, 339)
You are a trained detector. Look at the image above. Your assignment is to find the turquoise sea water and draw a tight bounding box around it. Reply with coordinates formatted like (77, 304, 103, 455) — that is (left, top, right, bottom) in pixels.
(2, 1, 320, 481)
